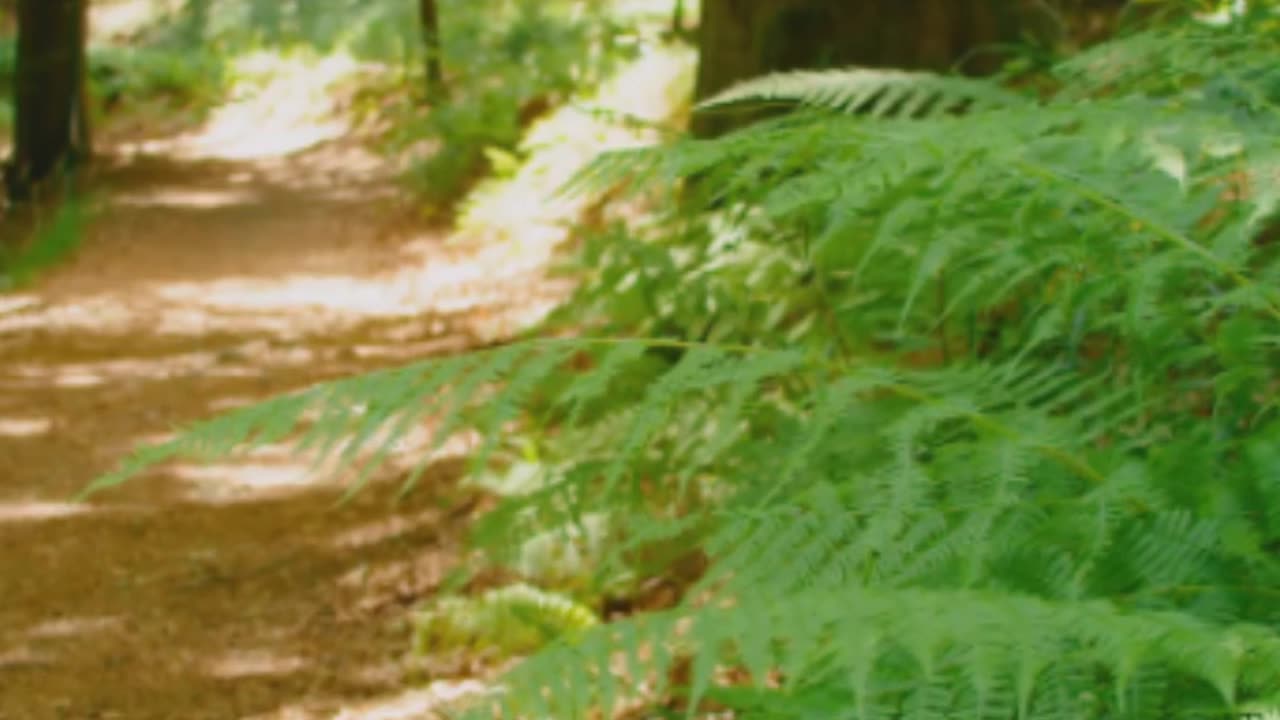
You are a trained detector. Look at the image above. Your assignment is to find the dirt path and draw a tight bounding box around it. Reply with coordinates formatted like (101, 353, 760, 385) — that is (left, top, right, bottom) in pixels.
(0, 95, 560, 719)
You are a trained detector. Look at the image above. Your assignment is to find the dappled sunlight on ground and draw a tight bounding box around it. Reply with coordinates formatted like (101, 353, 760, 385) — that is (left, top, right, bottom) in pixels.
(0, 295, 40, 315)
(24, 616, 125, 642)
(0, 147, 566, 344)
(174, 458, 323, 502)
(205, 649, 310, 680)
(0, 416, 53, 438)
(245, 680, 489, 720)
(91, 0, 181, 42)
(0, 15, 694, 716)
(0, 458, 479, 717)
(112, 185, 263, 210)
(456, 43, 695, 251)
(0, 77, 549, 716)
(329, 508, 444, 552)
(118, 51, 372, 163)
(0, 501, 93, 523)
(165, 428, 477, 506)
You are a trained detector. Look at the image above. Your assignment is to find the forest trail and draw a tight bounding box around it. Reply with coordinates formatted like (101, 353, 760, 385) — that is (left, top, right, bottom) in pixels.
(0, 71, 560, 719)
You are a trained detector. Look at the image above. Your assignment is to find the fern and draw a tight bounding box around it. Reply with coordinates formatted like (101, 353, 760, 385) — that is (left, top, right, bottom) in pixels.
(412, 582, 598, 657)
(478, 589, 1280, 720)
(697, 67, 1028, 119)
(86, 8, 1280, 720)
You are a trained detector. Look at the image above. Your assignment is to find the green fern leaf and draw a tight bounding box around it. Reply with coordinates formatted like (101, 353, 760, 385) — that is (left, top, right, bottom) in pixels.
(697, 67, 1027, 119)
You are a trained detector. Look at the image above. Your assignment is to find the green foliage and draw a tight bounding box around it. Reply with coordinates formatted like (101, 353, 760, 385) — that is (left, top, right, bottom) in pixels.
(0, 197, 88, 290)
(696, 67, 1027, 119)
(87, 5, 1280, 720)
(413, 582, 598, 657)
(86, 43, 226, 112)
(138, 0, 425, 61)
(0, 35, 225, 131)
(374, 0, 642, 208)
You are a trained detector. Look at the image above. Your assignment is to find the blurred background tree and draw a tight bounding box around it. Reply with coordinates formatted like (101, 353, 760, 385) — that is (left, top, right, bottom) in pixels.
(7, 0, 89, 201)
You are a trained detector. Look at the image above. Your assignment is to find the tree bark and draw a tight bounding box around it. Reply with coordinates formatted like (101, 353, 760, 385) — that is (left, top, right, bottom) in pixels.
(9, 0, 88, 201)
(691, 0, 1032, 138)
(73, 0, 91, 162)
(419, 0, 444, 100)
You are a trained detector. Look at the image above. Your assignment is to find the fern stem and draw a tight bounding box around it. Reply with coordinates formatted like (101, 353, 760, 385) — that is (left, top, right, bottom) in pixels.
(560, 335, 1110, 488)
(533, 335, 770, 358)
(1013, 158, 1280, 322)
(880, 380, 1107, 486)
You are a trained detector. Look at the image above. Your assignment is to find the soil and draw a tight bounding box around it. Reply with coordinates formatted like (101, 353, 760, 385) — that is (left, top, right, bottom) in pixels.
(0, 102, 562, 718)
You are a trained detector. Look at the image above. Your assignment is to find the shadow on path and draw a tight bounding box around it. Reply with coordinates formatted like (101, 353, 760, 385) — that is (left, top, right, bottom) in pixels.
(0, 121, 561, 718)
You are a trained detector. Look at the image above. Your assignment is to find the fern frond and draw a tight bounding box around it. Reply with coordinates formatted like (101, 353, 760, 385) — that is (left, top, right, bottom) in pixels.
(697, 67, 1028, 119)
(472, 588, 1280, 720)
(80, 338, 810, 501)
(412, 582, 599, 657)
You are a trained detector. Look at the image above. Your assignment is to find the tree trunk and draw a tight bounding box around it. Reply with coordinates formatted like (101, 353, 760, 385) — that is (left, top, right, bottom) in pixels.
(0, 0, 15, 34)
(73, 0, 91, 162)
(691, 0, 1033, 137)
(419, 0, 444, 100)
(9, 0, 88, 201)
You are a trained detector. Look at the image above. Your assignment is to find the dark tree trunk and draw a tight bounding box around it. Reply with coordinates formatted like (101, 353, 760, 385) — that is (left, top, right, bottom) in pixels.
(73, 0, 91, 161)
(9, 0, 88, 201)
(0, 0, 14, 34)
(691, 0, 1034, 138)
(419, 0, 444, 100)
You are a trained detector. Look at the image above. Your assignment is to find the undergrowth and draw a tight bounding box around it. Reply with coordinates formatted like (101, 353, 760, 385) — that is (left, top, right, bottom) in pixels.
(139, 0, 652, 210)
(0, 35, 223, 137)
(84, 2, 1280, 719)
(361, 0, 649, 210)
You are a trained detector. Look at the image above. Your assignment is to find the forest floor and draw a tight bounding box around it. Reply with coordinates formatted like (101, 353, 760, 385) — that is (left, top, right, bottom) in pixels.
(0, 62, 568, 719)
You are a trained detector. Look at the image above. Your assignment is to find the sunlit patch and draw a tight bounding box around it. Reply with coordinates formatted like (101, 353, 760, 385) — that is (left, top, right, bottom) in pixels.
(146, 402, 476, 503)
(153, 276, 431, 316)
(0, 501, 90, 523)
(173, 459, 318, 502)
(242, 680, 489, 720)
(343, 335, 471, 363)
(0, 645, 52, 669)
(204, 649, 307, 680)
(0, 417, 53, 438)
(455, 43, 695, 255)
(167, 440, 377, 503)
(337, 554, 452, 616)
(112, 187, 260, 210)
(26, 615, 123, 640)
(117, 51, 372, 162)
(90, 0, 178, 42)
(51, 371, 106, 388)
(0, 231, 563, 339)
(330, 682, 489, 720)
(207, 395, 271, 413)
(328, 508, 442, 551)
(0, 294, 40, 315)
(2, 352, 221, 388)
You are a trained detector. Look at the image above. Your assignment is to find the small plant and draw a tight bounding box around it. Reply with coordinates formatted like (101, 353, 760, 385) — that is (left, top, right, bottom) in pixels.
(412, 582, 598, 658)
